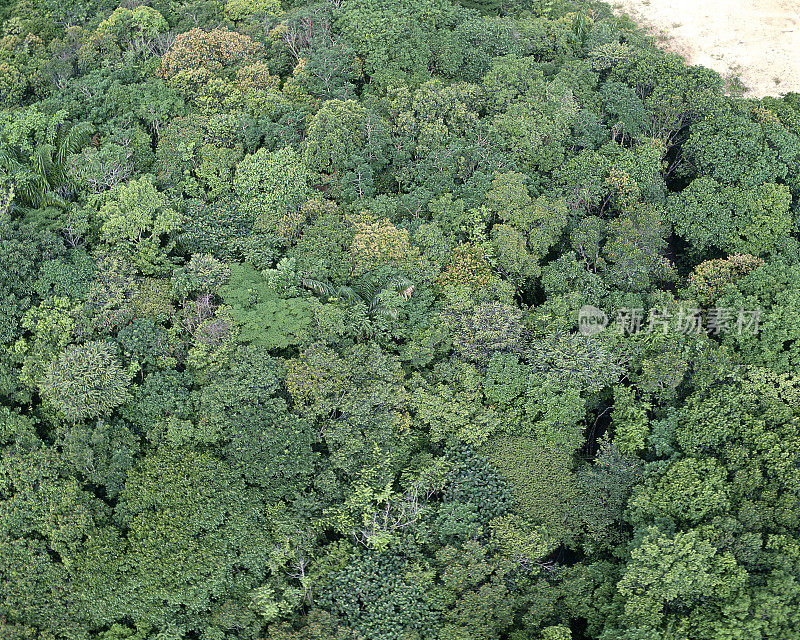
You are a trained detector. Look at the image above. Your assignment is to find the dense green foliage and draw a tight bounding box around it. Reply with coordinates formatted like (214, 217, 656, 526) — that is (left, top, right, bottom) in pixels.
(1, 0, 799, 638)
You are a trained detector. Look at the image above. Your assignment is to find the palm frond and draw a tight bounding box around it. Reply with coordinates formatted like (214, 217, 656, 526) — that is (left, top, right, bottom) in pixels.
(372, 305, 399, 321)
(12, 179, 37, 208)
(32, 144, 56, 186)
(335, 286, 361, 305)
(386, 275, 414, 299)
(357, 280, 380, 308)
(57, 122, 92, 170)
(301, 277, 336, 297)
(0, 148, 25, 174)
(7, 203, 28, 216)
(42, 190, 68, 210)
(13, 172, 49, 209)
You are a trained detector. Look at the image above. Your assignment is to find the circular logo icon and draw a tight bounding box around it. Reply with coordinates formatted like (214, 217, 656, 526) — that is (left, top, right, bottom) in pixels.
(578, 305, 608, 336)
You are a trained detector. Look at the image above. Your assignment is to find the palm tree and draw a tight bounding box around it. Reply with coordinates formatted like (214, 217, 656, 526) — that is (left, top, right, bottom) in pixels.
(301, 274, 414, 320)
(0, 119, 92, 212)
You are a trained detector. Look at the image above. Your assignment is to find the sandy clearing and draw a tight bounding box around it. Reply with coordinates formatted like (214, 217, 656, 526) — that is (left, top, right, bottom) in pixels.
(610, 0, 800, 98)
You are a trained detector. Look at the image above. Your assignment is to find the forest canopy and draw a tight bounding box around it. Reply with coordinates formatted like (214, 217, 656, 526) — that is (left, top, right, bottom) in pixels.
(0, 0, 799, 639)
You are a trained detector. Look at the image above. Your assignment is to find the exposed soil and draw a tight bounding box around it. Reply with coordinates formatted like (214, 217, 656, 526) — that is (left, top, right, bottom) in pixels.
(610, 0, 800, 98)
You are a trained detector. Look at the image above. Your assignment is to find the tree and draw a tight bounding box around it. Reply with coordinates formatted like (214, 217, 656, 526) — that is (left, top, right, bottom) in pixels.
(388, 79, 487, 199)
(491, 223, 541, 287)
(484, 436, 579, 546)
(628, 458, 729, 527)
(489, 61, 580, 174)
(484, 173, 569, 287)
(457, 0, 501, 15)
(667, 177, 794, 256)
(177, 199, 249, 262)
(266, 609, 354, 639)
(290, 342, 410, 483)
(349, 215, 419, 278)
(218, 263, 313, 351)
(315, 548, 436, 640)
(452, 301, 523, 364)
(171, 253, 230, 299)
(225, 0, 282, 27)
(160, 27, 259, 79)
(333, 0, 465, 91)
(600, 48, 725, 150)
(0, 109, 91, 211)
(431, 541, 516, 639)
(79, 448, 281, 632)
(599, 81, 648, 142)
(160, 27, 260, 108)
(154, 114, 208, 194)
(283, 44, 360, 103)
(234, 146, 312, 233)
(197, 344, 318, 500)
(303, 273, 414, 323)
(96, 175, 181, 276)
(684, 254, 763, 305)
(575, 439, 643, 553)
(681, 111, 800, 189)
(40, 340, 131, 422)
(303, 100, 387, 198)
(602, 203, 676, 292)
(616, 527, 746, 630)
(82, 252, 140, 334)
(58, 418, 139, 499)
(81, 5, 169, 64)
(12, 296, 81, 396)
(0, 447, 104, 635)
(68, 143, 133, 195)
(715, 255, 800, 374)
(0, 209, 61, 348)
(411, 360, 498, 446)
(99, 175, 180, 246)
(0, 63, 26, 109)
(438, 243, 514, 302)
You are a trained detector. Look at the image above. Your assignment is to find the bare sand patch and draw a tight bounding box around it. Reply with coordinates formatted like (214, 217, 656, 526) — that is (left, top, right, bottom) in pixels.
(610, 0, 800, 98)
